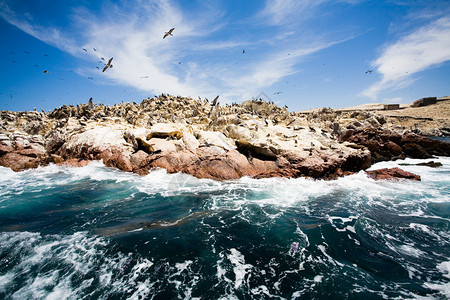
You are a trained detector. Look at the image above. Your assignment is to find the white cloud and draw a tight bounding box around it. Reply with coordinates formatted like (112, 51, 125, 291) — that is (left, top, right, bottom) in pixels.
(259, 0, 326, 26)
(1, 0, 352, 103)
(362, 16, 450, 99)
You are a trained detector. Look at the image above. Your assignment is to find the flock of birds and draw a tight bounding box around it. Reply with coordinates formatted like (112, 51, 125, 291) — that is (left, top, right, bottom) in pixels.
(5, 26, 376, 108)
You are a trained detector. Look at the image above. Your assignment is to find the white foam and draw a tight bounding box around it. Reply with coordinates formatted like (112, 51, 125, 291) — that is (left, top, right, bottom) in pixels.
(423, 282, 450, 298)
(228, 248, 253, 290)
(313, 275, 323, 283)
(437, 261, 450, 279)
(0, 231, 161, 299)
(398, 244, 425, 258)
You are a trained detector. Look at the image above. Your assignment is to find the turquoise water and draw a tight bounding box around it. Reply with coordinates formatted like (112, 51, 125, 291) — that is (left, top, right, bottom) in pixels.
(0, 158, 449, 299)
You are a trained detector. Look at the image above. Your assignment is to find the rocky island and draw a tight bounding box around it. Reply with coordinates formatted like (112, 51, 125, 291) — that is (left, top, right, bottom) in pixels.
(1, 95, 449, 180)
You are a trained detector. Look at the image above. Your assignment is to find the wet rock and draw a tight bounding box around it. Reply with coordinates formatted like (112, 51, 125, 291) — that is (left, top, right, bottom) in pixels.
(416, 161, 443, 168)
(399, 161, 443, 168)
(342, 129, 450, 163)
(98, 147, 133, 172)
(50, 154, 64, 164)
(0, 152, 44, 171)
(366, 167, 421, 181)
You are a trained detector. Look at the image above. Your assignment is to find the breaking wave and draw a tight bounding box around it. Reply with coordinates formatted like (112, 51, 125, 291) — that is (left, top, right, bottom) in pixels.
(0, 157, 449, 298)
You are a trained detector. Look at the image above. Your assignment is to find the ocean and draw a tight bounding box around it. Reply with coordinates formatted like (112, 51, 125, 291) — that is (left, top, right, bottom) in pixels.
(0, 157, 449, 299)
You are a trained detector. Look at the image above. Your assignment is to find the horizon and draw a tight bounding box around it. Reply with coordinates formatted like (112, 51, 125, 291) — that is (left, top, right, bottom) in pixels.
(1, 0, 450, 113)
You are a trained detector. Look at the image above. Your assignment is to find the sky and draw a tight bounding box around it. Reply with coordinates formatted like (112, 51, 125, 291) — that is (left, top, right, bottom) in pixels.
(0, 0, 449, 112)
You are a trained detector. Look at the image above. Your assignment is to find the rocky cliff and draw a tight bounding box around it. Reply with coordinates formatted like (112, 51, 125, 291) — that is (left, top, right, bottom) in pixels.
(0, 95, 448, 180)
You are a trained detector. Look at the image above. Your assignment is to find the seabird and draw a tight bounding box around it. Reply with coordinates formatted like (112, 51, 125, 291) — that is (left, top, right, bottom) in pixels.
(83, 48, 87, 52)
(273, 91, 282, 95)
(93, 48, 97, 51)
(365, 70, 373, 74)
(88, 97, 94, 109)
(102, 57, 113, 72)
(243, 49, 246, 54)
(211, 95, 219, 106)
(163, 28, 175, 39)
(43, 70, 49, 74)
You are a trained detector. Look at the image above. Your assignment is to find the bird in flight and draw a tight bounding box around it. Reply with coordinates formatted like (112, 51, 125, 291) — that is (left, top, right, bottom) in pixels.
(163, 28, 175, 39)
(365, 70, 373, 74)
(43, 70, 49, 74)
(102, 58, 113, 72)
(242, 49, 246, 54)
(93, 48, 97, 51)
(273, 91, 283, 95)
(83, 48, 88, 52)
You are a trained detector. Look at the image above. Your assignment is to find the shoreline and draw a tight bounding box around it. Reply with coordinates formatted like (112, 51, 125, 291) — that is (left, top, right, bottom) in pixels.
(1, 95, 449, 181)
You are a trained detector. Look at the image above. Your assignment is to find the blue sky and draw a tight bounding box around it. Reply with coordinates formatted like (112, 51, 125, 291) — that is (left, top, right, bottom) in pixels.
(1, 0, 449, 112)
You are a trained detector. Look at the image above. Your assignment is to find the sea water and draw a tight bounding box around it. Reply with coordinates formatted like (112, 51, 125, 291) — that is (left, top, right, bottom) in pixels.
(0, 157, 449, 299)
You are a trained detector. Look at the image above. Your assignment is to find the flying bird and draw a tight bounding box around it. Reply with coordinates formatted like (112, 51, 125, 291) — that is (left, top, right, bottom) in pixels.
(93, 48, 97, 51)
(365, 70, 373, 74)
(102, 57, 113, 72)
(43, 70, 49, 74)
(163, 28, 175, 39)
(273, 91, 283, 95)
(44, 54, 49, 57)
(83, 48, 87, 52)
(242, 49, 246, 54)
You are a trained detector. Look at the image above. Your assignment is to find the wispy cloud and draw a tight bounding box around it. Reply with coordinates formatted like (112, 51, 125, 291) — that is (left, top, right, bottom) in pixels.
(0, 0, 353, 103)
(362, 16, 450, 99)
(0, 2, 79, 54)
(258, 0, 326, 26)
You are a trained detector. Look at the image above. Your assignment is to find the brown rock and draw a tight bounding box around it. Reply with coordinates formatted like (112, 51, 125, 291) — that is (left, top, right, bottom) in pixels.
(58, 158, 91, 167)
(50, 154, 64, 164)
(386, 141, 402, 156)
(416, 161, 442, 168)
(130, 150, 149, 169)
(402, 142, 430, 159)
(342, 129, 450, 163)
(0, 144, 14, 156)
(98, 148, 133, 172)
(17, 147, 46, 158)
(366, 167, 421, 181)
(0, 152, 43, 171)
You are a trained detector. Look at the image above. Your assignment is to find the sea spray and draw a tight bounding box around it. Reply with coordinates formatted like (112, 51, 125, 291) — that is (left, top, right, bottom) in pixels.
(0, 157, 449, 298)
